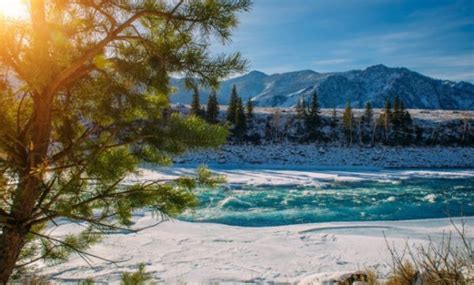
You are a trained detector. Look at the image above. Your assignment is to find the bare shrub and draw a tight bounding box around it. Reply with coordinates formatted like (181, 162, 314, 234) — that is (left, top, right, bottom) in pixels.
(384, 218, 472, 285)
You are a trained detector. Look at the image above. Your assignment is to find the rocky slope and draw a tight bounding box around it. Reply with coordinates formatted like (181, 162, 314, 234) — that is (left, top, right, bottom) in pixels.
(170, 64, 474, 110)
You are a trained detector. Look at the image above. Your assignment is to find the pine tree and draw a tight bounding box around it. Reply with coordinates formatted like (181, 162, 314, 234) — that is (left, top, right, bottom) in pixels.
(383, 98, 392, 142)
(234, 97, 247, 139)
(246, 97, 254, 121)
(402, 104, 413, 144)
(305, 92, 321, 139)
(331, 108, 338, 141)
(331, 108, 338, 129)
(363, 102, 373, 127)
(227, 85, 239, 123)
(191, 88, 203, 117)
(342, 100, 354, 145)
(361, 102, 373, 144)
(0, 0, 251, 281)
(296, 98, 307, 120)
(206, 91, 220, 124)
(295, 98, 307, 138)
(392, 96, 402, 143)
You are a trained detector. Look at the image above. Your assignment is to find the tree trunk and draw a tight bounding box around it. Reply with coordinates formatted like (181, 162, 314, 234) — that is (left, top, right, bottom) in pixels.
(0, 227, 29, 283)
(0, 93, 53, 282)
(0, 0, 52, 281)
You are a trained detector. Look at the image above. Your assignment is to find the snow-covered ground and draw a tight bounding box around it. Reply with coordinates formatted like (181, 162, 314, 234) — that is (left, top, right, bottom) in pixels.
(176, 145, 474, 168)
(37, 166, 474, 284)
(39, 215, 473, 284)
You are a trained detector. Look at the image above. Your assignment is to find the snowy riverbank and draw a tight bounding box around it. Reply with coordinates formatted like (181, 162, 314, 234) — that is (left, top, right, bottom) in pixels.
(39, 216, 473, 284)
(176, 145, 474, 168)
(36, 166, 474, 284)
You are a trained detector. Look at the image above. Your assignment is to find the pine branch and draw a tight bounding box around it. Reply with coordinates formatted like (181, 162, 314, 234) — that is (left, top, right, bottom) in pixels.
(30, 231, 118, 265)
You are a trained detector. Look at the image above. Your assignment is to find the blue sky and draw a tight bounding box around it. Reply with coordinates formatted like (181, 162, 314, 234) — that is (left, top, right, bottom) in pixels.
(213, 0, 474, 82)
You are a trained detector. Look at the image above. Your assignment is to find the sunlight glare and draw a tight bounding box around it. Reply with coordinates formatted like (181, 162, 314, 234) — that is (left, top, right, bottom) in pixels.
(0, 0, 28, 19)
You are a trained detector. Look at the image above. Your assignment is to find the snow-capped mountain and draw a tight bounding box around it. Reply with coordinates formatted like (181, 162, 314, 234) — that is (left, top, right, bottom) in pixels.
(170, 64, 474, 110)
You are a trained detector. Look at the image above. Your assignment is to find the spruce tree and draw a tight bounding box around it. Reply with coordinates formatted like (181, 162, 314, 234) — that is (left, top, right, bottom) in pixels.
(331, 108, 338, 129)
(331, 107, 338, 141)
(392, 96, 402, 142)
(383, 98, 392, 142)
(306, 92, 321, 139)
(361, 102, 373, 144)
(363, 102, 374, 127)
(246, 97, 254, 121)
(295, 98, 307, 138)
(296, 98, 307, 120)
(206, 91, 220, 124)
(227, 85, 239, 123)
(234, 97, 247, 138)
(0, 0, 251, 281)
(402, 104, 413, 144)
(342, 100, 354, 145)
(191, 88, 203, 117)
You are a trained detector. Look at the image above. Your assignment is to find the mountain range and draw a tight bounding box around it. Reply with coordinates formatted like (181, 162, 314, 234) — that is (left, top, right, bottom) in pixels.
(170, 64, 474, 110)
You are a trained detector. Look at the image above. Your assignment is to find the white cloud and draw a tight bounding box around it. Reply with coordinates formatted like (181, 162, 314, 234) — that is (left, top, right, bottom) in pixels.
(313, 58, 350, 66)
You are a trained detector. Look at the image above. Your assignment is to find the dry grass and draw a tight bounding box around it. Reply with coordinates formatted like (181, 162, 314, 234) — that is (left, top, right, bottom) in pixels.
(382, 218, 472, 285)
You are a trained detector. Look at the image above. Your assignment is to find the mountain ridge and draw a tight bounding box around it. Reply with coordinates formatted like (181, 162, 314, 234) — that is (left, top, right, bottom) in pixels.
(170, 64, 474, 110)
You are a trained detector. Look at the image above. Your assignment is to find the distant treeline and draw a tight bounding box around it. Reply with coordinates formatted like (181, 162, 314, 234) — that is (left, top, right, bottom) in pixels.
(187, 85, 474, 146)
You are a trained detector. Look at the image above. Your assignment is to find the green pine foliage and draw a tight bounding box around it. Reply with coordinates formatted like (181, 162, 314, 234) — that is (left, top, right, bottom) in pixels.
(121, 264, 151, 285)
(295, 98, 307, 138)
(331, 108, 338, 140)
(234, 97, 247, 138)
(305, 92, 322, 139)
(392, 96, 402, 141)
(374, 97, 414, 145)
(362, 102, 374, 127)
(361, 102, 374, 144)
(206, 91, 220, 124)
(296, 98, 307, 120)
(191, 88, 204, 118)
(227, 85, 239, 123)
(382, 98, 393, 142)
(0, 0, 251, 282)
(342, 100, 354, 145)
(246, 97, 254, 121)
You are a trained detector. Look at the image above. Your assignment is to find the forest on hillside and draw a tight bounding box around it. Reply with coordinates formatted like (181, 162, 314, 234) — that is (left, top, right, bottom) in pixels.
(187, 86, 474, 147)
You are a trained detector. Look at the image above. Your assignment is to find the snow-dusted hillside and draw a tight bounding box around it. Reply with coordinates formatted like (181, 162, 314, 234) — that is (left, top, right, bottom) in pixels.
(170, 64, 474, 110)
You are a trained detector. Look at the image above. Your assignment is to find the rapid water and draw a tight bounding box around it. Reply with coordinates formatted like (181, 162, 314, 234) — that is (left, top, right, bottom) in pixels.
(179, 171, 474, 227)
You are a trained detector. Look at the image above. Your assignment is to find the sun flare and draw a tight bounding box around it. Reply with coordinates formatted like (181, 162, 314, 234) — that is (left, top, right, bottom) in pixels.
(0, 0, 28, 19)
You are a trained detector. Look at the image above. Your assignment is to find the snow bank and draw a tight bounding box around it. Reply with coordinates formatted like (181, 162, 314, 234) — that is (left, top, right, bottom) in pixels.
(38, 216, 473, 284)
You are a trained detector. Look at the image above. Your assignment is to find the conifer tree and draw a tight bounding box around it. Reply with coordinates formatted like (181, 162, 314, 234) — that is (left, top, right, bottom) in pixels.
(392, 96, 402, 142)
(191, 88, 204, 117)
(227, 85, 239, 123)
(0, 0, 251, 281)
(382, 98, 392, 142)
(401, 103, 413, 144)
(361, 102, 373, 144)
(234, 97, 247, 138)
(331, 108, 338, 129)
(331, 107, 338, 140)
(295, 98, 307, 138)
(246, 97, 254, 121)
(206, 91, 220, 124)
(342, 100, 354, 145)
(296, 98, 307, 120)
(305, 92, 321, 139)
(363, 102, 374, 127)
